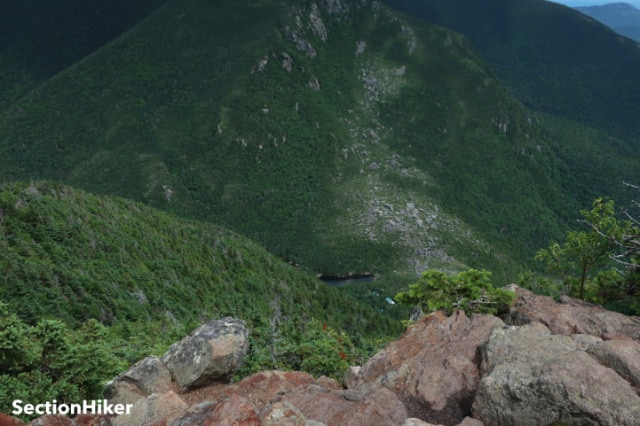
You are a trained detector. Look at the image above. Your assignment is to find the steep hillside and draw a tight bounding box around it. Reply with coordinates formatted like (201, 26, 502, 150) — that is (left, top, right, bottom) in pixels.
(576, 2, 640, 42)
(0, 180, 399, 337)
(384, 0, 640, 143)
(2, 0, 638, 283)
(0, 0, 168, 110)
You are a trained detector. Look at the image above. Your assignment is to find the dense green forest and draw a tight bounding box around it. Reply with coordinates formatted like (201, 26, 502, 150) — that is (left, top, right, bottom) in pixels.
(0, 181, 403, 414)
(0, 181, 400, 333)
(384, 0, 640, 143)
(2, 0, 638, 285)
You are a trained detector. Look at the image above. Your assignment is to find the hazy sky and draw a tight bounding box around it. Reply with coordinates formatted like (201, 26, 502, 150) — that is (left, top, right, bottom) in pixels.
(550, 0, 640, 7)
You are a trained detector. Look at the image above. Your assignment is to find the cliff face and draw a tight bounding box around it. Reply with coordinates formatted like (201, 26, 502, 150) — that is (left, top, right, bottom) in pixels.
(10, 286, 640, 426)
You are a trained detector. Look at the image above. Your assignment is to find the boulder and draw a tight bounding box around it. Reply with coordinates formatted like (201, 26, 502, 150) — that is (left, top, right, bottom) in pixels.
(473, 323, 640, 425)
(351, 310, 504, 425)
(162, 317, 249, 391)
(0, 413, 25, 426)
(284, 386, 407, 425)
(260, 401, 308, 426)
(171, 371, 313, 425)
(172, 370, 406, 426)
(198, 395, 260, 426)
(587, 339, 640, 390)
(315, 376, 342, 390)
(69, 415, 112, 426)
(218, 371, 318, 408)
(111, 391, 187, 426)
(105, 355, 172, 405)
(455, 418, 484, 426)
(505, 285, 640, 339)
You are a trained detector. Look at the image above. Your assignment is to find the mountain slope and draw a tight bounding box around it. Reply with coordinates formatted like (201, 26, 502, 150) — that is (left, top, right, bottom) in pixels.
(384, 0, 640, 143)
(2, 0, 638, 282)
(0, 180, 398, 336)
(576, 2, 640, 42)
(0, 0, 168, 111)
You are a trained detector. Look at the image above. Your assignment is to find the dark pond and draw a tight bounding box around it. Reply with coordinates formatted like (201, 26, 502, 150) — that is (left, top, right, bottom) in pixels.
(318, 274, 375, 287)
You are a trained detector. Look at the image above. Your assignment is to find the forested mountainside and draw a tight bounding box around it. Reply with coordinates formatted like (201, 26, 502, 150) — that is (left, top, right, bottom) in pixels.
(1, 0, 638, 282)
(0, 0, 167, 110)
(384, 0, 640, 143)
(0, 180, 401, 359)
(0, 180, 407, 415)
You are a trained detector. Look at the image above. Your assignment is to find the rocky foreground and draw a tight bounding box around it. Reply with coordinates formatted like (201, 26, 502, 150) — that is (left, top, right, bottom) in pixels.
(3, 286, 640, 426)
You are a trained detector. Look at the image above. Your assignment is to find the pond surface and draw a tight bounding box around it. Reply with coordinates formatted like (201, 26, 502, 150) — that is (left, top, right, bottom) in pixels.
(318, 274, 375, 287)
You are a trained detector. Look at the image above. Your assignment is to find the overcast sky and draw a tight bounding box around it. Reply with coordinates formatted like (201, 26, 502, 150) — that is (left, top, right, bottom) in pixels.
(550, 0, 640, 7)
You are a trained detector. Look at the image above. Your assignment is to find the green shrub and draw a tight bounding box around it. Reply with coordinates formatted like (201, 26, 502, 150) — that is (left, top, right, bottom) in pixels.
(0, 302, 123, 420)
(395, 269, 514, 316)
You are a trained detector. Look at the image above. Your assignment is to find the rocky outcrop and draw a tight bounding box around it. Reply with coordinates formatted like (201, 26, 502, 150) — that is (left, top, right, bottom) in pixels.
(112, 391, 187, 426)
(17, 289, 640, 426)
(105, 317, 249, 408)
(505, 284, 640, 339)
(162, 317, 249, 392)
(349, 310, 503, 424)
(171, 370, 407, 426)
(473, 323, 640, 425)
(0, 413, 24, 426)
(288, 32, 317, 58)
(319, 0, 349, 16)
(587, 339, 640, 390)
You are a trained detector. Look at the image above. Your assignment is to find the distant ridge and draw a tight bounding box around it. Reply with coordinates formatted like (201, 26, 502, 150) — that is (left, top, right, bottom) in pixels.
(576, 2, 640, 41)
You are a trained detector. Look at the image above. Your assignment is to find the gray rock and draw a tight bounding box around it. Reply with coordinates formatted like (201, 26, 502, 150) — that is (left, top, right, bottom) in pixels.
(456, 418, 484, 426)
(105, 355, 172, 405)
(402, 418, 439, 426)
(285, 386, 407, 425)
(320, 0, 349, 15)
(289, 32, 317, 58)
(309, 3, 328, 42)
(162, 317, 249, 391)
(402, 418, 438, 426)
(343, 366, 361, 389)
(282, 51, 293, 72)
(308, 77, 321, 91)
(473, 323, 640, 425)
(112, 391, 187, 426)
(587, 339, 640, 390)
(505, 286, 640, 339)
(187, 394, 260, 425)
(261, 401, 308, 425)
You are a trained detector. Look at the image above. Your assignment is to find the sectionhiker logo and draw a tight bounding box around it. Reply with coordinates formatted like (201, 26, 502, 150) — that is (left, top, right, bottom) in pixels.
(12, 399, 133, 416)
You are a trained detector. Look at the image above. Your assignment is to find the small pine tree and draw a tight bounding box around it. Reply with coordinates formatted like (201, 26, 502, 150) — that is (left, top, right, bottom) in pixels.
(394, 269, 514, 316)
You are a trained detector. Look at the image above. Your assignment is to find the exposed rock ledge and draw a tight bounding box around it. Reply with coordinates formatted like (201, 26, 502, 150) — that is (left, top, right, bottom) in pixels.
(9, 286, 640, 426)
